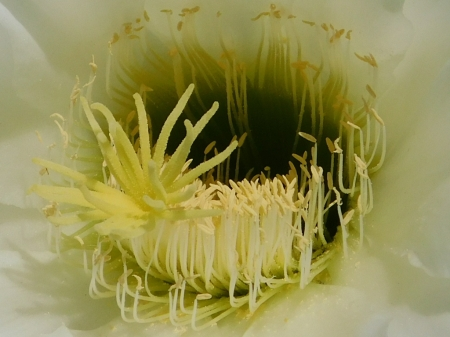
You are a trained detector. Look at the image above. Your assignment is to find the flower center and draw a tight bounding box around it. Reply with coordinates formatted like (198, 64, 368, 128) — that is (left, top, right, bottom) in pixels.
(32, 4, 385, 331)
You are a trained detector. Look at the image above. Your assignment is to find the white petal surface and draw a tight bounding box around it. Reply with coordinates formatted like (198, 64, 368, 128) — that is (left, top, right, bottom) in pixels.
(0, 2, 71, 209)
(0, 205, 121, 336)
(368, 0, 450, 278)
(385, 309, 450, 337)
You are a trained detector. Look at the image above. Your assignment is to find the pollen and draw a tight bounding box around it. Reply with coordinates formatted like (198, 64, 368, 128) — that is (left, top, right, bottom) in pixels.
(32, 3, 386, 331)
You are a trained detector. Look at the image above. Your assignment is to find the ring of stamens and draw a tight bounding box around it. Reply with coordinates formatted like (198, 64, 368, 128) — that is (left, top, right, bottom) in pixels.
(31, 4, 385, 331)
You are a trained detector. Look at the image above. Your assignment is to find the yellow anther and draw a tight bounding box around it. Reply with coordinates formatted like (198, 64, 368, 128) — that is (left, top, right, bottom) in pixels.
(355, 53, 378, 67)
(42, 202, 57, 217)
(326, 138, 335, 153)
(39, 168, 49, 177)
(204, 141, 216, 155)
(251, 12, 270, 21)
(342, 209, 355, 226)
(143, 10, 150, 22)
(109, 32, 119, 45)
(238, 133, 248, 147)
(345, 30, 352, 40)
(123, 22, 133, 35)
(302, 20, 315, 26)
(366, 84, 377, 98)
(299, 132, 317, 143)
(292, 153, 307, 166)
(354, 154, 367, 170)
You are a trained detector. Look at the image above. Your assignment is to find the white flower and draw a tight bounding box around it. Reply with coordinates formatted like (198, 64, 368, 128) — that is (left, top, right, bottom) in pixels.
(1, 0, 450, 336)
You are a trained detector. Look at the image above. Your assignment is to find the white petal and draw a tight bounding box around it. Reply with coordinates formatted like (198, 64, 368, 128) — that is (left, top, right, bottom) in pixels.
(0, 123, 57, 208)
(0, 3, 70, 208)
(1, 0, 145, 80)
(238, 250, 390, 336)
(385, 308, 450, 337)
(0, 2, 72, 117)
(0, 205, 119, 335)
(369, 52, 450, 277)
(0, 207, 63, 336)
(41, 324, 74, 337)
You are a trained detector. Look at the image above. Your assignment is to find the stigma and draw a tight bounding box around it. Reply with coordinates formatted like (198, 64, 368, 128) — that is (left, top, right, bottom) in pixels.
(31, 3, 385, 330)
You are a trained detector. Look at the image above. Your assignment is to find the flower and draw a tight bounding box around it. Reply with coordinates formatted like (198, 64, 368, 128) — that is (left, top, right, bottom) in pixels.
(1, 0, 450, 336)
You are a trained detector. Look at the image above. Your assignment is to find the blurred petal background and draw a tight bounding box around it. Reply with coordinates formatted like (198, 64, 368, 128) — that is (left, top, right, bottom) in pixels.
(1, 0, 450, 336)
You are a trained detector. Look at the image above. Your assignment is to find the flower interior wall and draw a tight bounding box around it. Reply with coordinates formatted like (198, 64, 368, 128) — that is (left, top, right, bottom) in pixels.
(30, 4, 385, 330)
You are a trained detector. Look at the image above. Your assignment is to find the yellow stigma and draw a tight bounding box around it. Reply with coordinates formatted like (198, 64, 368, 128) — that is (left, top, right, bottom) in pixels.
(32, 3, 385, 330)
(31, 83, 237, 239)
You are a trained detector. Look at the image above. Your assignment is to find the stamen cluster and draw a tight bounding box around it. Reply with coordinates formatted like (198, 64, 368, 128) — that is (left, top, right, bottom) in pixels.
(31, 4, 385, 330)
